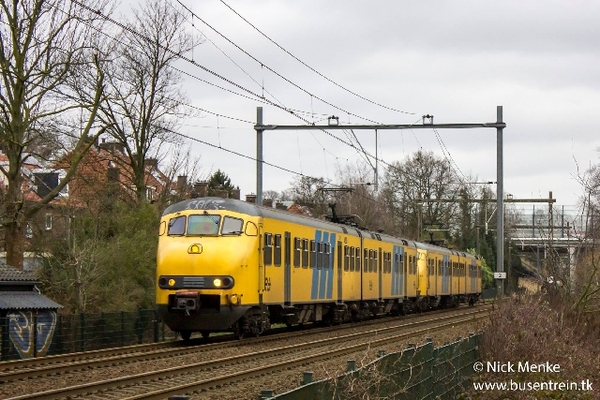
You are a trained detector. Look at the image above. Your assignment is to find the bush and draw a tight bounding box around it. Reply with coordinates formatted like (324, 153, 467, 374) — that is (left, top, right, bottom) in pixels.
(469, 295, 599, 399)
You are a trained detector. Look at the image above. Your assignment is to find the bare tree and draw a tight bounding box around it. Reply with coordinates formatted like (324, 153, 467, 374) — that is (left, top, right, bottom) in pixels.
(99, 0, 201, 203)
(0, 0, 112, 268)
(381, 150, 461, 241)
(288, 175, 329, 217)
(570, 162, 600, 312)
(334, 161, 389, 231)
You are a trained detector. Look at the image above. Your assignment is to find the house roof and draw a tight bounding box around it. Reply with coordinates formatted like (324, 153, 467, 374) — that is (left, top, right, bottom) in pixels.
(0, 291, 62, 310)
(52, 141, 175, 207)
(0, 151, 44, 202)
(0, 261, 62, 310)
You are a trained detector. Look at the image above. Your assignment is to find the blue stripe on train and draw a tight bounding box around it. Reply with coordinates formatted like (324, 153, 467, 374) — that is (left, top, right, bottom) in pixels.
(392, 245, 404, 296)
(310, 230, 336, 300)
(311, 230, 322, 300)
(326, 233, 335, 299)
(442, 254, 450, 293)
(318, 232, 329, 299)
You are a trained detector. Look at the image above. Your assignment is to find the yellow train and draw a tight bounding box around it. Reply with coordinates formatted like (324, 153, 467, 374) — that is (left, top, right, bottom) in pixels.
(156, 197, 482, 340)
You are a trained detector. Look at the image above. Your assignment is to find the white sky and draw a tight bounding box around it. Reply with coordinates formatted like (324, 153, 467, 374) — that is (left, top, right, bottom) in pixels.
(157, 0, 600, 207)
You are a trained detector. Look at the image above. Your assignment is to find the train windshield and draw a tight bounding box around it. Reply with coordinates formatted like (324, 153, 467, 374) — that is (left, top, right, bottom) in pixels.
(166, 214, 245, 236)
(222, 216, 243, 235)
(167, 216, 186, 235)
(187, 214, 221, 236)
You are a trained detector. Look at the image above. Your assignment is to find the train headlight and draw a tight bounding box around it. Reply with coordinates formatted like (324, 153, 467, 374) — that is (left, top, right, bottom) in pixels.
(213, 278, 222, 287)
(168, 278, 176, 287)
(188, 244, 203, 254)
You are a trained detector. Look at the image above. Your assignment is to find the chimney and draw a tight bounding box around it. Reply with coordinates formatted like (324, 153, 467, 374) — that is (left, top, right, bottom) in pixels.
(276, 202, 288, 210)
(177, 175, 187, 193)
(263, 199, 273, 208)
(231, 187, 240, 200)
(99, 141, 125, 154)
(192, 181, 208, 198)
(245, 194, 256, 203)
(145, 158, 157, 169)
(107, 167, 120, 182)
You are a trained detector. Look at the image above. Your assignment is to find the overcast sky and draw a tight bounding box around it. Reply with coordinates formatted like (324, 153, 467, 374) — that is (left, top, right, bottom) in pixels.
(156, 0, 600, 208)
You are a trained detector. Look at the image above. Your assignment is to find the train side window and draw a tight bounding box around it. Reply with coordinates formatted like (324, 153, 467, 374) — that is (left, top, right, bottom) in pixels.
(167, 216, 186, 236)
(310, 240, 316, 269)
(349, 246, 355, 271)
(274, 234, 282, 266)
(355, 247, 361, 272)
(363, 249, 368, 273)
(399, 254, 404, 275)
(344, 246, 349, 271)
(302, 239, 309, 268)
(324, 242, 331, 269)
(316, 242, 323, 269)
(264, 233, 273, 266)
(293, 238, 301, 268)
(245, 221, 258, 236)
(413, 256, 417, 274)
(385, 252, 390, 273)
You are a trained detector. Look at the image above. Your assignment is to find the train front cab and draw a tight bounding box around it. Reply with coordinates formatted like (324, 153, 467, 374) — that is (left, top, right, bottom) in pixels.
(156, 203, 262, 339)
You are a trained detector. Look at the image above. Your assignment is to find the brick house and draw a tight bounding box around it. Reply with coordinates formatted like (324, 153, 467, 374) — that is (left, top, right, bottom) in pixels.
(0, 140, 176, 264)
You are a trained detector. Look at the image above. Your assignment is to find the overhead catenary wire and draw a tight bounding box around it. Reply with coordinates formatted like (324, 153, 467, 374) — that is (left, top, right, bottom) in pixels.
(67, 0, 437, 183)
(13, 0, 475, 204)
(217, 0, 417, 117)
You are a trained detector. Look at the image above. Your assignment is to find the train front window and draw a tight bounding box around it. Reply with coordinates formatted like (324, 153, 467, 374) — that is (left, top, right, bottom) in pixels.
(222, 216, 243, 235)
(168, 216, 186, 235)
(187, 214, 220, 236)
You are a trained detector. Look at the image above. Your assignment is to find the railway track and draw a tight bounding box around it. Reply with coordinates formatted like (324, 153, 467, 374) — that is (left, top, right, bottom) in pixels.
(0, 304, 479, 382)
(1, 304, 491, 400)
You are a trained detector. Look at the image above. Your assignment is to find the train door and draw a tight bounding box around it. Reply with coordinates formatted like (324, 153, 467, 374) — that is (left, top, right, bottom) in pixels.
(378, 247, 383, 301)
(337, 241, 343, 303)
(258, 224, 266, 299)
(416, 247, 428, 297)
(355, 230, 364, 301)
(284, 231, 291, 305)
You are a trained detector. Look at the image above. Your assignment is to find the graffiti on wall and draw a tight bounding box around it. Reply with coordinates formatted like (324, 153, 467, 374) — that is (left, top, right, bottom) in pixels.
(8, 310, 57, 358)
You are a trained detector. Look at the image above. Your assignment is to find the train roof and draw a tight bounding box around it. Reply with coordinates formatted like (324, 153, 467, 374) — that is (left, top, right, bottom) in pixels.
(162, 197, 478, 258)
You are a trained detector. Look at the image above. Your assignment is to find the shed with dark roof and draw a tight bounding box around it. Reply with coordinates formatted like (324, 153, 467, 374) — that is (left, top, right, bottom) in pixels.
(0, 261, 62, 360)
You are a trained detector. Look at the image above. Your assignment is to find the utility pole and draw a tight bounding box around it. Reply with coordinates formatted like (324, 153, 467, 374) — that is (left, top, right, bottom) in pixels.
(496, 106, 505, 296)
(254, 106, 506, 294)
(256, 107, 264, 205)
